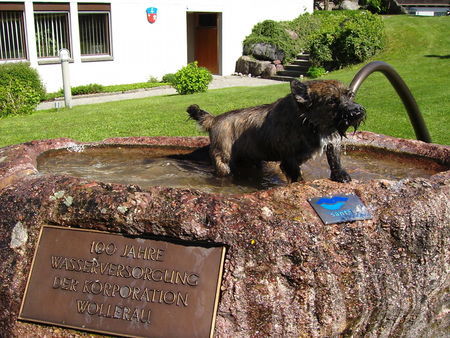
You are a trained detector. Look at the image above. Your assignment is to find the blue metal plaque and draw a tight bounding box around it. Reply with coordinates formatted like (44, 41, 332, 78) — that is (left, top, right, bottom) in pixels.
(308, 194, 372, 224)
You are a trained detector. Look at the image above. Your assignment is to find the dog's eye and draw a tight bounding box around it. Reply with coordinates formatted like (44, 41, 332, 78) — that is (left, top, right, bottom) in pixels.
(327, 98, 339, 106)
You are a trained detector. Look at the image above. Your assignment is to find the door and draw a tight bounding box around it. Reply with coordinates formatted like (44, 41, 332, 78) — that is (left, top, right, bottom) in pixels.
(193, 13, 219, 74)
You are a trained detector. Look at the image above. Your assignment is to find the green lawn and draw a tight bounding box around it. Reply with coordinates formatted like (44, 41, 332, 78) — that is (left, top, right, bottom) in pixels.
(319, 15, 449, 145)
(0, 15, 449, 147)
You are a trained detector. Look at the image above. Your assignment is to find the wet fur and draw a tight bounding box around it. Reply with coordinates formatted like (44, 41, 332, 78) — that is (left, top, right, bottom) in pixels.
(187, 79, 365, 183)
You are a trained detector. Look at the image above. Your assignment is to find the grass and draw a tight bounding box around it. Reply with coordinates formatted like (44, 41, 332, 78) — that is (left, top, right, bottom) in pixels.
(318, 15, 450, 144)
(0, 15, 449, 147)
(0, 85, 289, 146)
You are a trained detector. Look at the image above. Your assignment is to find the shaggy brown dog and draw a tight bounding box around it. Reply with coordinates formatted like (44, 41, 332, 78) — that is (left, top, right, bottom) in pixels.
(187, 79, 365, 183)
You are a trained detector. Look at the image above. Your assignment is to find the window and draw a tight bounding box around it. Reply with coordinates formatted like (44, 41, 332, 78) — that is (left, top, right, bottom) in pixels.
(0, 3, 27, 60)
(198, 14, 217, 28)
(34, 3, 70, 58)
(78, 4, 111, 57)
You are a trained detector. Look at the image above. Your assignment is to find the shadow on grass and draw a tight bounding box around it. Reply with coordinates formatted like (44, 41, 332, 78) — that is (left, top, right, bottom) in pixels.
(424, 54, 450, 59)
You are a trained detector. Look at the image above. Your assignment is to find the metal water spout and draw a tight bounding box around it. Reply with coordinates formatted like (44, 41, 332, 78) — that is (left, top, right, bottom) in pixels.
(349, 61, 431, 143)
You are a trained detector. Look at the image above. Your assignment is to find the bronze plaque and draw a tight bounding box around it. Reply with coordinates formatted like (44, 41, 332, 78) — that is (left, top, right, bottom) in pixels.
(19, 226, 225, 337)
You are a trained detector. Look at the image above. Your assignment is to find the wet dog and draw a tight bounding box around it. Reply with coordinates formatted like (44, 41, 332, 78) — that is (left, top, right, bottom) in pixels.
(187, 79, 365, 183)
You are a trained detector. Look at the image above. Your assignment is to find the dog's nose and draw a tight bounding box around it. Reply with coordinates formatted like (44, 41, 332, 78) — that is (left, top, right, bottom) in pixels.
(349, 103, 365, 117)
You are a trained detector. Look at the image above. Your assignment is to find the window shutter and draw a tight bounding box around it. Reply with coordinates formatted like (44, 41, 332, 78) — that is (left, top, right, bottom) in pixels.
(78, 3, 111, 11)
(33, 3, 70, 11)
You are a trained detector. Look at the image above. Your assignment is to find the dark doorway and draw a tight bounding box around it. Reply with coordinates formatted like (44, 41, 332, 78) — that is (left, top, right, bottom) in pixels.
(187, 12, 221, 74)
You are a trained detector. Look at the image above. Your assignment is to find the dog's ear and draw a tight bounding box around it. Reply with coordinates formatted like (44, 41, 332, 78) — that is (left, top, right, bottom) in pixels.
(290, 79, 309, 104)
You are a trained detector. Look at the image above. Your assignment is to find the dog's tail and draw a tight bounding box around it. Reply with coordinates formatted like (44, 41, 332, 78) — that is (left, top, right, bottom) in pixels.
(187, 104, 215, 131)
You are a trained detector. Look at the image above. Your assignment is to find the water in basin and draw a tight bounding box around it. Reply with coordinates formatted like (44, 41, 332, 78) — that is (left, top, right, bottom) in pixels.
(37, 145, 447, 194)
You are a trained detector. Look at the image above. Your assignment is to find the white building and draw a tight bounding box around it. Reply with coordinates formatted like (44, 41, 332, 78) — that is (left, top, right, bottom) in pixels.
(0, 0, 312, 92)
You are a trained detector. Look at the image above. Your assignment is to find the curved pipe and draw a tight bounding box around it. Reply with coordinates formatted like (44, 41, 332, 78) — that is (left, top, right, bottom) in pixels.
(349, 61, 431, 143)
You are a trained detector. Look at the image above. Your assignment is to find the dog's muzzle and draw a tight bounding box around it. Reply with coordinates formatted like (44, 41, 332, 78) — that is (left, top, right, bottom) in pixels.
(337, 103, 366, 137)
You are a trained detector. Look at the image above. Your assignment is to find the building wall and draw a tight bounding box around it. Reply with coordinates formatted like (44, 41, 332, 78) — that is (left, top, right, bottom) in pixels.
(2, 0, 312, 92)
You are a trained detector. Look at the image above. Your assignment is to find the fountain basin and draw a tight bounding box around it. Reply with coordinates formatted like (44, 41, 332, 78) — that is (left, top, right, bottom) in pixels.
(0, 132, 448, 336)
(34, 141, 447, 194)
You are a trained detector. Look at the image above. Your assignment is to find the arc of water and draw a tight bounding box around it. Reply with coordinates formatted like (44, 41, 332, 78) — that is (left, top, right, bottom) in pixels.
(349, 61, 431, 143)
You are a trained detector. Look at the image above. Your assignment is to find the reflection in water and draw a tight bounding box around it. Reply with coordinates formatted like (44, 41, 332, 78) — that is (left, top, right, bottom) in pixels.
(37, 145, 446, 195)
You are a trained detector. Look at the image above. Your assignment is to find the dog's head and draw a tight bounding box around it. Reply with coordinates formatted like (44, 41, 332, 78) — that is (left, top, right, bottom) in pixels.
(291, 79, 366, 136)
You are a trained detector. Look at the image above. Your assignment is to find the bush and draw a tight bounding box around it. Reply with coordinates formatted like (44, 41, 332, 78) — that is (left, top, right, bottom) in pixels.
(336, 12, 385, 65)
(309, 33, 336, 69)
(0, 78, 41, 117)
(242, 11, 385, 70)
(172, 62, 212, 95)
(0, 62, 45, 117)
(307, 66, 327, 78)
(70, 83, 104, 96)
(361, 0, 391, 14)
(0, 62, 46, 100)
(162, 73, 176, 84)
(308, 10, 385, 70)
(286, 13, 322, 53)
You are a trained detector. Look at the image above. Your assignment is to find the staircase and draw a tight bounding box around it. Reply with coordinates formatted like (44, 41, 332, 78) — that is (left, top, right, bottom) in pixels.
(271, 52, 311, 82)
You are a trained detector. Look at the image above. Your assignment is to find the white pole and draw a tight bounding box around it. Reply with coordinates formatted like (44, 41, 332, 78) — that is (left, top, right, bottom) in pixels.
(59, 48, 72, 108)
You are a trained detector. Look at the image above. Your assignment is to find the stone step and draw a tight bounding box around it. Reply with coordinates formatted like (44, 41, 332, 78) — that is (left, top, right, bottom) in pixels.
(285, 64, 310, 72)
(296, 53, 310, 60)
(270, 75, 300, 82)
(270, 52, 311, 81)
(291, 59, 312, 67)
(276, 69, 308, 77)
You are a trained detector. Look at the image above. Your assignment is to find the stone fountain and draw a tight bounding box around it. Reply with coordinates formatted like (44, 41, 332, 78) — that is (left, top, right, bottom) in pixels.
(0, 62, 448, 336)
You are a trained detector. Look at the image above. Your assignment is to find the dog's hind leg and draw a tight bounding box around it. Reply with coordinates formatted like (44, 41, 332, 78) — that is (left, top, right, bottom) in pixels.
(212, 154, 231, 176)
(326, 143, 351, 182)
(209, 132, 234, 177)
(210, 148, 231, 176)
(280, 159, 302, 183)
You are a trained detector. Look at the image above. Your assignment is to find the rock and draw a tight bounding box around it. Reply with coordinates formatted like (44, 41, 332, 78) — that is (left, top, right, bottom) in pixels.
(9, 221, 28, 249)
(275, 64, 284, 72)
(262, 63, 277, 78)
(340, 0, 360, 10)
(285, 29, 299, 40)
(244, 42, 285, 62)
(235, 56, 251, 74)
(235, 56, 272, 77)
(0, 133, 449, 336)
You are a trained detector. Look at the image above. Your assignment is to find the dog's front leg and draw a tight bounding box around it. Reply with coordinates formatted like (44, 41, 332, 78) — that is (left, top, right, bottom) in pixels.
(280, 159, 302, 183)
(326, 143, 351, 183)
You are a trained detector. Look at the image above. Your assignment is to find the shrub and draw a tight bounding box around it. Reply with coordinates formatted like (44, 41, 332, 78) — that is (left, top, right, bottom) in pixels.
(242, 11, 385, 70)
(286, 13, 322, 53)
(172, 62, 212, 95)
(335, 12, 385, 65)
(0, 62, 45, 117)
(307, 66, 327, 79)
(361, 0, 391, 14)
(54, 83, 104, 97)
(0, 78, 41, 117)
(308, 10, 385, 70)
(70, 83, 104, 96)
(0, 62, 46, 100)
(309, 32, 336, 69)
(162, 73, 176, 84)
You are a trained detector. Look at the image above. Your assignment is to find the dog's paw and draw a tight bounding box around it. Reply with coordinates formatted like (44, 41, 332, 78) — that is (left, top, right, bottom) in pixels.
(215, 162, 231, 177)
(330, 170, 352, 183)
